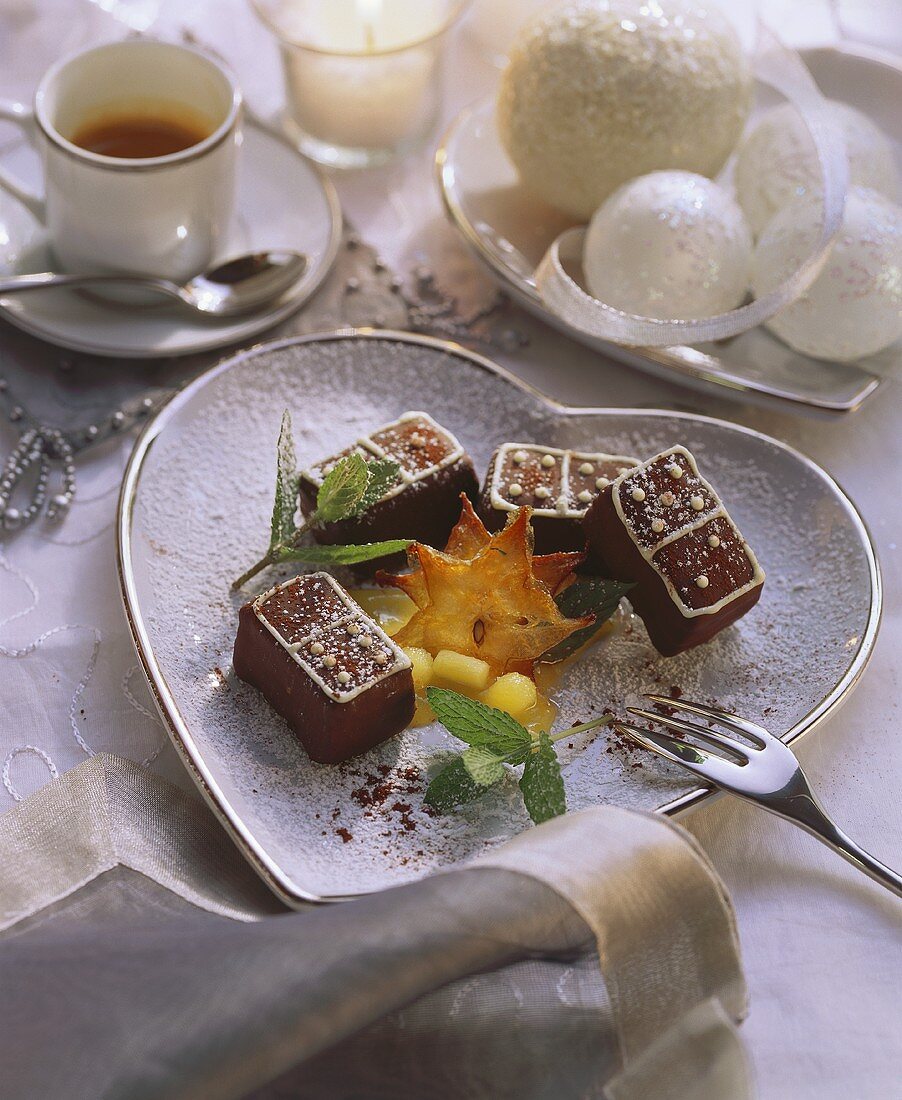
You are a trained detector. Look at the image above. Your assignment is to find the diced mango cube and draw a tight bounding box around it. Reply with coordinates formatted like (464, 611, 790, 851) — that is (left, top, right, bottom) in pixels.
(479, 672, 537, 718)
(433, 649, 492, 691)
(403, 646, 434, 690)
(411, 697, 436, 727)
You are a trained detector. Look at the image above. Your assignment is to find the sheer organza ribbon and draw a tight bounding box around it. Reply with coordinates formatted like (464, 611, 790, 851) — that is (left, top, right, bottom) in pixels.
(533, 24, 848, 347)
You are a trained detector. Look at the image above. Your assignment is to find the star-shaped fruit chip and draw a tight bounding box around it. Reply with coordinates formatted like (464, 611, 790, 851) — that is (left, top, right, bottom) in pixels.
(378, 497, 592, 675)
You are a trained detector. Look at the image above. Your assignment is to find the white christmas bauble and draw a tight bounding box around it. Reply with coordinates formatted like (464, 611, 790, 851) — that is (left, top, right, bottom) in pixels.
(583, 171, 753, 320)
(497, 0, 751, 220)
(735, 100, 899, 237)
(753, 186, 902, 361)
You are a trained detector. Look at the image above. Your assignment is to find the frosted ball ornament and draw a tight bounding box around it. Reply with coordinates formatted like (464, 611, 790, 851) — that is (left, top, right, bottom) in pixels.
(497, 0, 752, 220)
(583, 171, 753, 320)
(736, 101, 899, 237)
(753, 187, 902, 362)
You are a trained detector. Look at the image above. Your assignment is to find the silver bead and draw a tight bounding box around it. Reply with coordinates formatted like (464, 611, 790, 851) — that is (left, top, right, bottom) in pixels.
(9, 406, 22, 422)
(111, 411, 125, 429)
(373, 258, 387, 273)
(140, 397, 154, 412)
(85, 425, 99, 440)
(48, 494, 70, 518)
(345, 277, 360, 292)
(3, 507, 22, 530)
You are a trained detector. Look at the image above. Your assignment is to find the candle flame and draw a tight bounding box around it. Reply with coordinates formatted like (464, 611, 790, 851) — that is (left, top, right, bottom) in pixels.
(357, 0, 382, 52)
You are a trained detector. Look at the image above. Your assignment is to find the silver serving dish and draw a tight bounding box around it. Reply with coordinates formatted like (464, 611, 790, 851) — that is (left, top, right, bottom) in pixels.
(118, 332, 881, 904)
(436, 45, 902, 414)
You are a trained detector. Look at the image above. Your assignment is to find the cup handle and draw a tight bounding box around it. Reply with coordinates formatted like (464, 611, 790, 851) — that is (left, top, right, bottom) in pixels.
(0, 100, 46, 222)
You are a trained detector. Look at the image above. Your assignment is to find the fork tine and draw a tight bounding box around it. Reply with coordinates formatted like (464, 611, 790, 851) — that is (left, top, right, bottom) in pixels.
(613, 721, 742, 788)
(643, 694, 769, 747)
(627, 706, 751, 762)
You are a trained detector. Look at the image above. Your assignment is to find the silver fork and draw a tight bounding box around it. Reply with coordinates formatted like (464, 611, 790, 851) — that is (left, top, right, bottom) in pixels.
(615, 695, 902, 899)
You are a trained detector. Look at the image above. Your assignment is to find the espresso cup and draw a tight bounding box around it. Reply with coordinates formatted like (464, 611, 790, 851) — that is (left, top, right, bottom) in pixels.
(0, 40, 242, 283)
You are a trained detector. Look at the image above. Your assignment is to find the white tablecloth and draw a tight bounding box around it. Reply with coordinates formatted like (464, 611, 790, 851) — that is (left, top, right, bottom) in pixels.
(0, 3, 899, 1097)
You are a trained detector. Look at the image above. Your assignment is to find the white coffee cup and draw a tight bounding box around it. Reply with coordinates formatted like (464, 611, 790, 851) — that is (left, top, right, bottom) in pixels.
(0, 40, 242, 283)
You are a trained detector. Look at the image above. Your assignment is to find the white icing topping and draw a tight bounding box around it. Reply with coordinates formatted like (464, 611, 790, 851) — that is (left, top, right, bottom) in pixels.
(488, 444, 639, 520)
(346, 622, 360, 636)
(668, 464, 683, 479)
(251, 573, 411, 701)
(609, 446, 765, 619)
(358, 634, 373, 647)
(708, 534, 721, 548)
(651, 518, 665, 534)
(577, 489, 593, 504)
(409, 432, 425, 448)
(691, 494, 705, 511)
(631, 487, 646, 502)
(696, 575, 710, 589)
(337, 670, 351, 684)
(508, 482, 523, 497)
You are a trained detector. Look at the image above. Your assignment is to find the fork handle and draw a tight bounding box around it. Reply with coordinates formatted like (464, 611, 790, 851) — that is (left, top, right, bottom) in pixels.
(775, 793, 902, 900)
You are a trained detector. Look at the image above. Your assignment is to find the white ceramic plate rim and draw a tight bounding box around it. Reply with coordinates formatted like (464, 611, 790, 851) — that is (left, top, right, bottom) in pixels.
(117, 330, 883, 906)
(0, 119, 343, 358)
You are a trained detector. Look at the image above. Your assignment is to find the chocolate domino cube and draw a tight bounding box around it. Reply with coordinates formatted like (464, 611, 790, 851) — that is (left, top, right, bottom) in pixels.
(298, 412, 478, 560)
(582, 446, 765, 656)
(479, 443, 639, 554)
(233, 572, 414, 764)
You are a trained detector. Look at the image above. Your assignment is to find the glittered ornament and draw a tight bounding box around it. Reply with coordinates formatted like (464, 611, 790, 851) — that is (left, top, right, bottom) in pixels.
(497, 0, 751, 220)
(583, 171, 753, 320)
(753, 186, 902, 361)
(736, 100, 899, 237)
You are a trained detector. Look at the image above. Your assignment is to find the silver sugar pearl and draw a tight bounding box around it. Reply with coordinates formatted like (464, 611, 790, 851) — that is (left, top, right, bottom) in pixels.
(3, 507, 22, 530)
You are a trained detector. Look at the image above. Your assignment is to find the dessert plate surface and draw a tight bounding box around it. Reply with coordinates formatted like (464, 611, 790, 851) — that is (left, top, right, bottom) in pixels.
(0, 118, 341, 358)
(118, 332, 880, 903)
(436, 45, 902, 413)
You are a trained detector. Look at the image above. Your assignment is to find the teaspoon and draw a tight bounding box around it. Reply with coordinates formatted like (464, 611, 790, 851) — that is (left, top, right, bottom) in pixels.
(0, 250, 308, 317)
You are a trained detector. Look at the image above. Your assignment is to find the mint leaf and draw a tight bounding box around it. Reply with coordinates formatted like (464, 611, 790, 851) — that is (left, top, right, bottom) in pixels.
(541, 577, 634, 663)
(519, 732, 566, 824)
(354, 458, 401, 514)
(313, 453, 369, 523)
(273, 539, 412, 566)
(461, 745, 506, 786)
(426, 687, 532, 757)
(424, 756, 491, 812)
(270, 409, 299, 550)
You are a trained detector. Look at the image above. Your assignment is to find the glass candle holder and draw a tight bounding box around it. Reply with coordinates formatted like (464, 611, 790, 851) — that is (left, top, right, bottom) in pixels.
(251, 0, 469, 168)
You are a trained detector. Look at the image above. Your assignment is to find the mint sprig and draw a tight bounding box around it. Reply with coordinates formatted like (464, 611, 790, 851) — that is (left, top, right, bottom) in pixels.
(424, 687, 611, 824)
(541, 576, 634, 663)
(232, 413, 410, 589)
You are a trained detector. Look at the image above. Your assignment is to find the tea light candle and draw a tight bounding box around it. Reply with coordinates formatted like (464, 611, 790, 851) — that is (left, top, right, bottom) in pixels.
(253, 0, 465, 167)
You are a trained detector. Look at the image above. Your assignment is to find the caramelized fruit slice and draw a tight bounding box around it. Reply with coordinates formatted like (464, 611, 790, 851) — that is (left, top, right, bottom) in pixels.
(383, 506, 592, 675)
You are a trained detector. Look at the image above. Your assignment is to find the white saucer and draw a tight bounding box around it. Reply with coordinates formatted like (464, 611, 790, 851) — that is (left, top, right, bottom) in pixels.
(0, 119, 342, 358)
(436, 45, 902, 414)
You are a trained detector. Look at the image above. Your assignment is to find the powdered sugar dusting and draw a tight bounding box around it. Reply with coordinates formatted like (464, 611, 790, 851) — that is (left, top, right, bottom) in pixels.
(128, 336, 875, 898)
